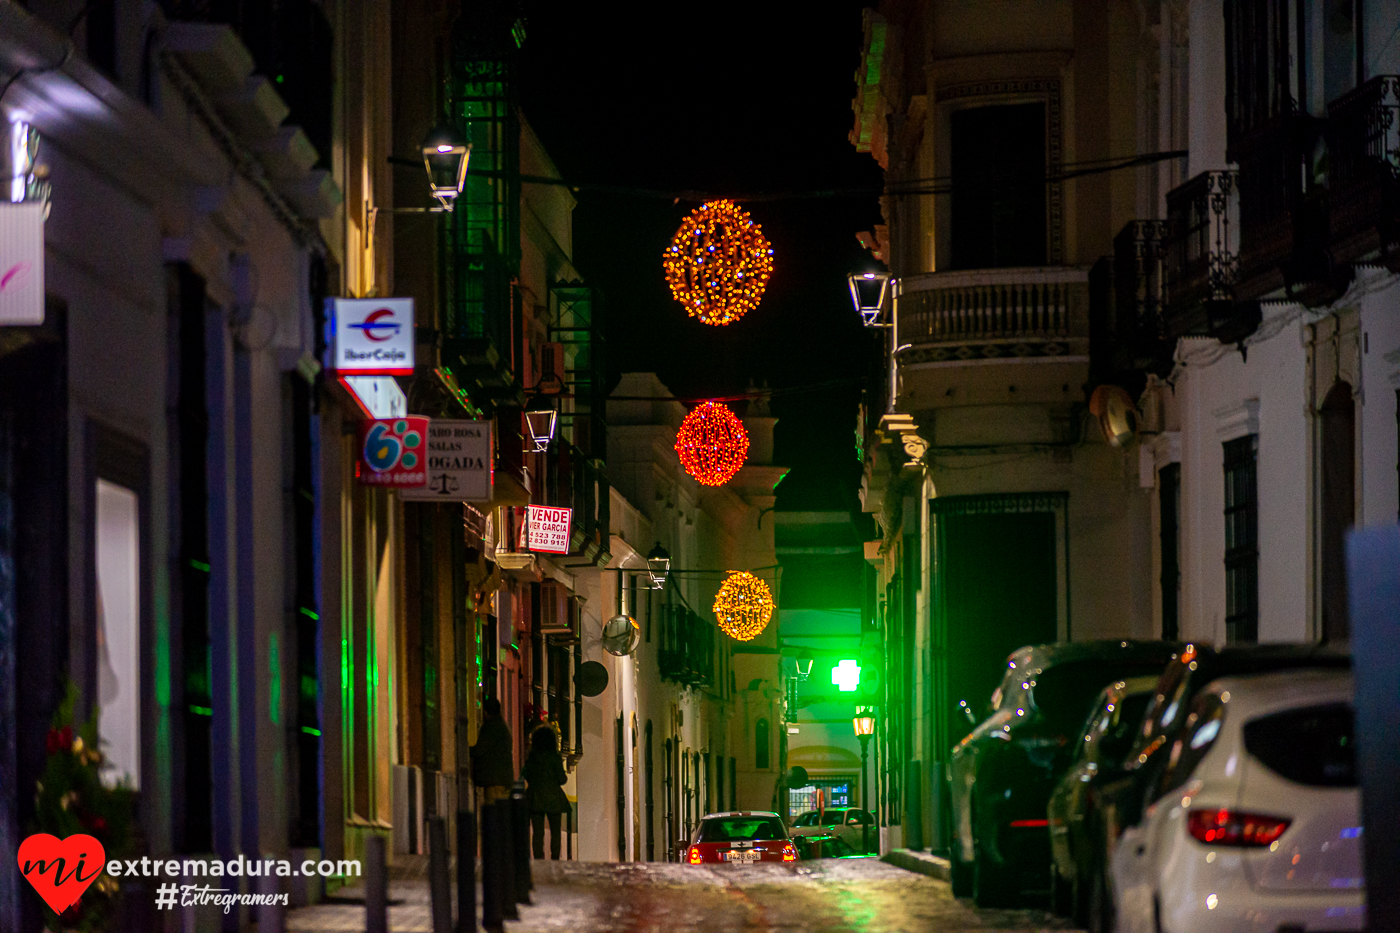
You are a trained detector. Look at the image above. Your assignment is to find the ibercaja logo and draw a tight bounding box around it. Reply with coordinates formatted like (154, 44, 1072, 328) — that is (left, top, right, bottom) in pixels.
(357, 416, 429, 488)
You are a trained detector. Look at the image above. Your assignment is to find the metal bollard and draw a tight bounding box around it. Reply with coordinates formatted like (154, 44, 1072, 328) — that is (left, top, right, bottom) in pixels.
(428, 816, 452, 933)
(511, 783, 532, 900)
(364, 834, 388, 933)
(481, 803, 504, 932)
(457, 808, 478, 933)
(498, 800, 519, 920)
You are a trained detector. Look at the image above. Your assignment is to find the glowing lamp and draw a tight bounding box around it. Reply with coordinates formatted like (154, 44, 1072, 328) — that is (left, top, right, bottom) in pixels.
(848, 271, 890, 326)
(663, 199, 774, 326)
(853, 712, 876, 737)
(832, 659, 861, 693)
(712, 571, 775, 642)
(646, 541, 671, 589)
(420, 124, 470, 210)
(524, 396, 557, 453)
(795, 652, 814, 681)
(675, 401, 749, 486)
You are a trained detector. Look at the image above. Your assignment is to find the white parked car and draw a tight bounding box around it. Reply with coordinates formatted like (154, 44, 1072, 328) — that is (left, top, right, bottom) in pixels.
(1111, 668, 1363, 933)
(788, 808, 875, 855)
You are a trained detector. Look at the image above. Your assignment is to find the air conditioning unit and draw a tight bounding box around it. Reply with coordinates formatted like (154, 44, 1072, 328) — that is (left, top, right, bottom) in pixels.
(538, 342, 566, 393)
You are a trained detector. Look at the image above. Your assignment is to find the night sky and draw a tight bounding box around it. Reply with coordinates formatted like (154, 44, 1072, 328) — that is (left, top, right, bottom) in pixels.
(518, 2, 884, 511)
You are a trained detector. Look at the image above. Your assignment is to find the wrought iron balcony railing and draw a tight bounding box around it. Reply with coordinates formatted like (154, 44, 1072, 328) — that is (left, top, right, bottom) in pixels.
(1326, 75, 1400, 269)
(1160, 170, 1260, 343)
(1089, 221, 1174, 385)
(658, 606, 713, 688)
(896, 266, 1090, 366)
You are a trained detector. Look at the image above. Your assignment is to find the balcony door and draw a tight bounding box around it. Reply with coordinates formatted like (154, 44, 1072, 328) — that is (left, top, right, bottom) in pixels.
(950, 103, 1048, 270)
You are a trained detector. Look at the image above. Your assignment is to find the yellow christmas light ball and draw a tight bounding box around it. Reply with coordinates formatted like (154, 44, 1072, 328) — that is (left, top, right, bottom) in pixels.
(663, 199, 774, 326)
(712, 571, 775, 642)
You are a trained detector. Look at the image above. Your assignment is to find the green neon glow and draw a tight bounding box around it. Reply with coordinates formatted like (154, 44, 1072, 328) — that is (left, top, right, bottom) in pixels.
(269, 632, 281, 726)
(301, 726, 322, 737)
(341, 638, 351, 692)
(189, 559, 211, 573)
(299, 607, 319, 621)
(832, 659, 862, 692)
(188, 704, 213, 717)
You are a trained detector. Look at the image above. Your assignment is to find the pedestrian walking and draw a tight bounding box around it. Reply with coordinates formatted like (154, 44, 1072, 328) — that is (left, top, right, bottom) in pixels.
(523, 724, 570, 859)
(472, 697, 515, 806)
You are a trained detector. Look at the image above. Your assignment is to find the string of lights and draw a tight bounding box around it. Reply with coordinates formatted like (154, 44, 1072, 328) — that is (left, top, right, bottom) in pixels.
(712, 571, 776, 642)
(663, 200, 774, 326)
(674, 401, 750, 486)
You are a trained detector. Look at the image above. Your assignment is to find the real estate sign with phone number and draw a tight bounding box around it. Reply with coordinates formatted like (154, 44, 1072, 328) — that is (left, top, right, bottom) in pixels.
(526, 505, 572, 554)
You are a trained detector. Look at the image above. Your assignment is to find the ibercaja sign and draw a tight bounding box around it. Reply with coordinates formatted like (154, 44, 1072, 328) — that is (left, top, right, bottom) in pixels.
(328, 297, 415, 376)
(358, 417, 429, 487)
(525, 505, 572, 554)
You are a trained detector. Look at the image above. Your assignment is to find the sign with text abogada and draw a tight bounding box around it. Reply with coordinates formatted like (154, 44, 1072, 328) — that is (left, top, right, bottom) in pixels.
(525, 505, 572, 555)
(328, 297, 414, 375)
(399, 419, 493, 502)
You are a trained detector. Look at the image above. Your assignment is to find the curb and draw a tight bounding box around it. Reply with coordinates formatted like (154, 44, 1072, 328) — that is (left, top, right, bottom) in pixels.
(880, 848, 952, 881)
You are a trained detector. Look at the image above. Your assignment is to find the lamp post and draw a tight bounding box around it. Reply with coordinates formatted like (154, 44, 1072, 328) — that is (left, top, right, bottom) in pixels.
(646, 542, 671, 590)
(847, 270, 904, 415)
(420, 124, 470, 210)
(523, 396, 557, 453)
(853, 710, 876, 854)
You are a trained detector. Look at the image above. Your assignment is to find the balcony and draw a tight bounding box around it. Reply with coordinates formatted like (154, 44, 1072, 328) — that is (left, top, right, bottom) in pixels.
(1089, 221, 1174, 390)
(895, 267, 1090, 409)
(1326, 75, 1400, 270)
(658, 605, 714, 688)
(1162, 170, 1259, 344)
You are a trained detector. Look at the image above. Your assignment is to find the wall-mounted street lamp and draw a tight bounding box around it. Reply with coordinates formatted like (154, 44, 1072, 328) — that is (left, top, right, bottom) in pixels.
(794, 652, 814, 682)
(646, 542, 671, 589)
(853, 708, 876, 853)
(524, 396, 557, 453)
(847, 271, 890, 327)
(420, 124, 470, 210)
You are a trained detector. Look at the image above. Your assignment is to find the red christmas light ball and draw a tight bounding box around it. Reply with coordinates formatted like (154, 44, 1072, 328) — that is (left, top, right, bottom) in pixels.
(674, 401, 749, 486)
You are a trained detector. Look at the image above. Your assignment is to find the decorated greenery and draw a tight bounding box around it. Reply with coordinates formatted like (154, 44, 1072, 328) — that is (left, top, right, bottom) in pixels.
(31, 684, 136, 932)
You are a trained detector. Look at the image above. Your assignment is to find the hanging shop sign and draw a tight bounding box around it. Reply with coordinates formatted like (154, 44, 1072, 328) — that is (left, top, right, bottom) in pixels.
(524, 504, 572, 554)
(340, 375, 407, 419)
(0, 203, 44, 326)
(399, 419, 493, 502)
(357, 416, 429, 487)
(328, 297, 415, 375)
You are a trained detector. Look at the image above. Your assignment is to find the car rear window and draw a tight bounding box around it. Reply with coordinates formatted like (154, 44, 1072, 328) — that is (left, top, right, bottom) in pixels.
(1030, 659, 1174, 731)
(1243, 702, 1355, 787)
(698, 817, 786, 842)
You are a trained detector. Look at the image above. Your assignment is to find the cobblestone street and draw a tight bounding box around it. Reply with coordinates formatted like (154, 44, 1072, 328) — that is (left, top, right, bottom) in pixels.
(287, 857, 1080, 933)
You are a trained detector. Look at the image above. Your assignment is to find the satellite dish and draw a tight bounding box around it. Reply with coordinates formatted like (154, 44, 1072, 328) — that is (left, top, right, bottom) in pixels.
(575, 660, 609, 698)
(602, 614, 641, 657)
(1089, 385, 1140, 448)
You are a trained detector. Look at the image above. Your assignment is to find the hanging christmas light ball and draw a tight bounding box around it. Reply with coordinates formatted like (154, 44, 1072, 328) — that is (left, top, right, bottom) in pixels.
(662, 199, 774, 326)
(674, 401, 749, 486)
(713, 571, 775, 642)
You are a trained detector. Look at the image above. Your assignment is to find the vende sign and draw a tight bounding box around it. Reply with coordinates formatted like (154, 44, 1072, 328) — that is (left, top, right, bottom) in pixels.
(328, 297, 414, 375)
(525, 505, 572, 554)
(358, 416, 429, 487)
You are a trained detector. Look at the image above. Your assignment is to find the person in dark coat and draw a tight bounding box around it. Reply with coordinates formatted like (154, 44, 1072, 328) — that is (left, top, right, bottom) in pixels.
(523, 724, 570, 859)
(471, 697, 515, 805)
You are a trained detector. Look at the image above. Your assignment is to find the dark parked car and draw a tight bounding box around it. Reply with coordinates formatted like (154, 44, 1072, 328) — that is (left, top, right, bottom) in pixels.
(948, 640, 1183, 907)
(1046, 675, 1158, 923)
(1082, 642, 1351, 933)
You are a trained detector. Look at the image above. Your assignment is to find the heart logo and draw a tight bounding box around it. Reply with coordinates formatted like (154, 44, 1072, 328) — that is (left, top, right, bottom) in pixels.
(17, 833, 106, 916)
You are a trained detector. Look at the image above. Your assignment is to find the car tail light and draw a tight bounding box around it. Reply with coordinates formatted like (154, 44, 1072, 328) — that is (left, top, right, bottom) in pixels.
(782, 842, 798, 862)
(1187, 808, 1291, 847)
(1009, 818, 1049, 828)
(688, 845, 703, 864)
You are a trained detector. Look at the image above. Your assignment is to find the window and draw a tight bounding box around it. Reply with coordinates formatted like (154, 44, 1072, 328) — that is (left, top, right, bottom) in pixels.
(755, 718, 770, 769)
(1243, 702, 1355, 786)
(1028, 659, 1179, 733)
(95, 479, 141, 789)
(950, 103, 1048, 269)
(1224, 435, 1260, 643)
(1224, 0, 1298, 151)
(1320, 382, 1355, 643)
(1153, 692, 1228, 802)
(1159, 463, 1181, 641)
(697, 816, 785, 843)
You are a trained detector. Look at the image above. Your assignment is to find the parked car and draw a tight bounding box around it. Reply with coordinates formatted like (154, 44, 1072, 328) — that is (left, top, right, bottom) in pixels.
(1084, 643, 1351, 933)
(948, 639, 1183, 907)
(684, 811, 798, 865)
(1047, 675, 1159, 923)
(1111, 669, 1361, 933)
(789, 807, 875, 855)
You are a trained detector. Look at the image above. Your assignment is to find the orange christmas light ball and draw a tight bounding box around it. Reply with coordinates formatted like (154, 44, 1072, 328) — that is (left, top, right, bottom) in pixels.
(713, 571, 775, 642)
(662, 199, 774, 326)
(674, 401, 749, 486)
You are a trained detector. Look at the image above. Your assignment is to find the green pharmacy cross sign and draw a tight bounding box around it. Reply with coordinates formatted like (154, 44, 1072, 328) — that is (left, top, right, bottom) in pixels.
(832, 659, 861, 692)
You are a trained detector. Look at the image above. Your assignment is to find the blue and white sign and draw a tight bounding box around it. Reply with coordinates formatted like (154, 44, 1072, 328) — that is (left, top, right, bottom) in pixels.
(0, 203, 44, 326)
(328, 297, 415, 375)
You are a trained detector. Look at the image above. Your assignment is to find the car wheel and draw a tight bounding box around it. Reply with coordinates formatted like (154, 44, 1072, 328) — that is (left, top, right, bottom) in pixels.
(1050, 863, 1072, 916)
(949, 847, 972, 898)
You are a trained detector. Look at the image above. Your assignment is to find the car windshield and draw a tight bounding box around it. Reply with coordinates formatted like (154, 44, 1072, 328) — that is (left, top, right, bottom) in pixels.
(1080, 689, 1153, 766)
(1244, 702, 1355, 787)
(1029, 659, 1173, 732)
(698, 816, 786, 842)
(793, 809, 843, 826)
